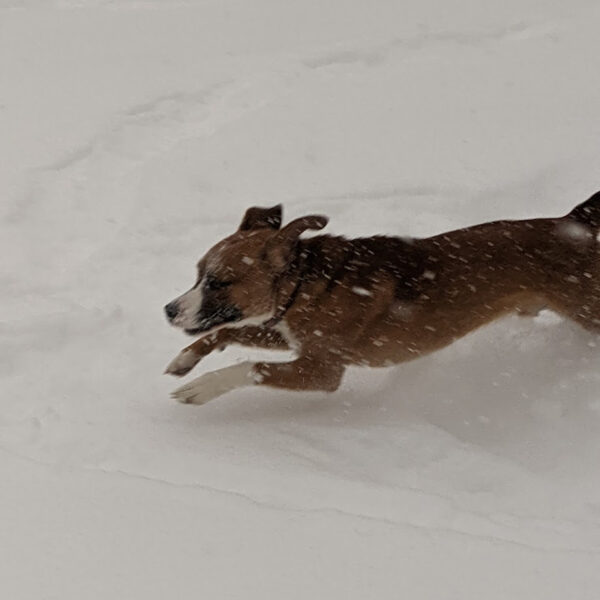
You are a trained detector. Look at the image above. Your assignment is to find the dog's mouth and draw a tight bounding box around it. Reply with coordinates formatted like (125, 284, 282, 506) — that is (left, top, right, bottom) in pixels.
(184, 305, 242, 336)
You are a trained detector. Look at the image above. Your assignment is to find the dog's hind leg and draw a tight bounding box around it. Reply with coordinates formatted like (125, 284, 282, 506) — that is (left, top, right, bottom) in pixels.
(551, 190, 600, 331)
(165, 326, 290, 376)
(545, 279, 600, 333)
(553, 299, 600, 333)
(171, 355, 345, 405)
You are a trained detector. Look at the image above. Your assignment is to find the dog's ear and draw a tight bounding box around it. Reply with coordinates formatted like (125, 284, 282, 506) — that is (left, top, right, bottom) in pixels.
(265, 214, 328, 270)
(238, 204, 282, 231)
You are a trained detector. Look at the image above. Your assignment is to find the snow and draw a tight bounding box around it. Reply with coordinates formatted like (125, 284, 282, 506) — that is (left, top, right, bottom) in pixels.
(2, 0, 600, 598)
(351, 286, 373, 296)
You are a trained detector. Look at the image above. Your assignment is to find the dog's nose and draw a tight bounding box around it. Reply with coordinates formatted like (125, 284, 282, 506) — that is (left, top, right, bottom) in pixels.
(164, 302, 179, 321)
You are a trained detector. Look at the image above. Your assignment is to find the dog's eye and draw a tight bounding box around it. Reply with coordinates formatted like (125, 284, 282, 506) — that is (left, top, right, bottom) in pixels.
(204, 276, 232, 291)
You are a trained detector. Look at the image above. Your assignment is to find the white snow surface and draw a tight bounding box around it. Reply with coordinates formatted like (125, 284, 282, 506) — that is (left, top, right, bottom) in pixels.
(2, 1, 600, 598)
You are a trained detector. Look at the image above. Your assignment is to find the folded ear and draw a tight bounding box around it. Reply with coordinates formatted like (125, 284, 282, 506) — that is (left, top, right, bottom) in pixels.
(238, 204, 282, 231)
(266, 214, 328, 270)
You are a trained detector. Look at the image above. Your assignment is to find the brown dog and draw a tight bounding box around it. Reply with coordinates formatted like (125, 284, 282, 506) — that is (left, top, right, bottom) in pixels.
(164, 192, 600, 405)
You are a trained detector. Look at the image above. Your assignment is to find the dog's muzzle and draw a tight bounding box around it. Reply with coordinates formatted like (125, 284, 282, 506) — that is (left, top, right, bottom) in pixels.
(184, 305, 243, 335)
(164, 301, 179, 322)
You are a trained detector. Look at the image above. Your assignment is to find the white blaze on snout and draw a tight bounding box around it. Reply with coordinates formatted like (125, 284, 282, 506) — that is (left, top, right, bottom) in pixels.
(170, 251, 228, 329)
(171, 283, 204, 329)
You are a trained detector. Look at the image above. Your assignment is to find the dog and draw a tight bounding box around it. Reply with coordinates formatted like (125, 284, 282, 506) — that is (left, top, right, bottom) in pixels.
(164, 191, 600, 405)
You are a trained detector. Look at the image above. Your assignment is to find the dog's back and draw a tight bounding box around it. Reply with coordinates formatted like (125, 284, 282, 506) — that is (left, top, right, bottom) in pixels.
(282, 192, 600, 366)
(362, 192, 600, 364)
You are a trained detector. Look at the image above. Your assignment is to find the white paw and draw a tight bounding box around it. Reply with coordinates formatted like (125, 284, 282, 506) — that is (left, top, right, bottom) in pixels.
(171, 361, 256, 406)
(165, 348, 200, 377)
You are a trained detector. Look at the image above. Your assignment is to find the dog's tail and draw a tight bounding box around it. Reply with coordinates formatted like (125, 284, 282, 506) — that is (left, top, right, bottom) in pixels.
(567, 190, 600, 228)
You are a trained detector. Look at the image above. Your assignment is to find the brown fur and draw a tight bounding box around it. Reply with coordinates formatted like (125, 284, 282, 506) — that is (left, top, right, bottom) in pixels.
(165, 193, 600, 399)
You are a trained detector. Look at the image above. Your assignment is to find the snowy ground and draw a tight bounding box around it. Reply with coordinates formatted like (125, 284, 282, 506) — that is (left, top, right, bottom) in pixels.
(2, 0, 600, 598)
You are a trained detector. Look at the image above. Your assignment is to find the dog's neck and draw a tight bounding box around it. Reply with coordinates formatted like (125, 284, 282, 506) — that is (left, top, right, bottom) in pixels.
(262, 242, 310, 328)
(263, 234, 425, 328)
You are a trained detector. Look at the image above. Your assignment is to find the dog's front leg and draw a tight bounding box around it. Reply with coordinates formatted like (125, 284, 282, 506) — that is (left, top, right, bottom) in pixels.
(253, 355, 345, 393)
(165, 326, 290, 377)
(171, 355, 345, 406)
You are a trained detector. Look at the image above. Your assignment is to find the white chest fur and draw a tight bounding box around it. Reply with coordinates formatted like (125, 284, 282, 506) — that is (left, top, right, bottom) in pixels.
(273, 319, 301, 351)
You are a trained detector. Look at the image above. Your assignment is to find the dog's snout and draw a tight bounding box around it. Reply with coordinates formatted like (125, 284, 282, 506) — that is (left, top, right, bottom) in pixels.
(164, 301, 179, 321)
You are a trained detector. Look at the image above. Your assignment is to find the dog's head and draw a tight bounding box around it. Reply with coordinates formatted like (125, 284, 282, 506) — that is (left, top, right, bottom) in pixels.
(165, 205, 328, 335)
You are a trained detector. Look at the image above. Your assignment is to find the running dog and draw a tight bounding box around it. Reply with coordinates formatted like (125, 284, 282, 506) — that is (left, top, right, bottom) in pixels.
(164, 192, 600, 405)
